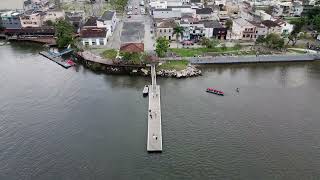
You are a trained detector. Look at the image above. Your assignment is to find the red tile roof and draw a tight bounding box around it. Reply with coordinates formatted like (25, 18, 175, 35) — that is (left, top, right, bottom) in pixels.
(120, 43, 144, 53)
(80, 28, 106, 38)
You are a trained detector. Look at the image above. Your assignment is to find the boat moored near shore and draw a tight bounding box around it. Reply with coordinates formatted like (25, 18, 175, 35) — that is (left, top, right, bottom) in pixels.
(206, 88, 224, 96)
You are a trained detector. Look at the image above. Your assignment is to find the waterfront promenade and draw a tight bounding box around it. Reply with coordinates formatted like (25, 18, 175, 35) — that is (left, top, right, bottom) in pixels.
(147, 64, 162, 152)
(162, 54, 320, 64)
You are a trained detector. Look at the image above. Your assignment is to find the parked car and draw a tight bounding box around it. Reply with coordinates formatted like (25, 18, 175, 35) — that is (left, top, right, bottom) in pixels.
(127, 11, 132, 15)
(140, 1, 144, 6)
(127, 15, 132, 18)
(140, 8, 145, 14)
(127, 5, 132, 10)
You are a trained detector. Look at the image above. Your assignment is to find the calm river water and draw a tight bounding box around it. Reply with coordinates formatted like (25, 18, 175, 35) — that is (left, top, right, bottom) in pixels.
(0, 42, 320, 179)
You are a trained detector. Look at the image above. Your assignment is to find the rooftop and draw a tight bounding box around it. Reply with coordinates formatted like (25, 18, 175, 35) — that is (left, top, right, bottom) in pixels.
(233, 18, 254, 27)
(196, 8, 213, 14)
(80, 28, 107, 38)
(199, 20, 223, 28)
(101, 11, 115, 21)
(83, 16, 98, 27)
(156, 19, 177, 28)
(120, 43, 144, 53)
(261, 20, 280, 27)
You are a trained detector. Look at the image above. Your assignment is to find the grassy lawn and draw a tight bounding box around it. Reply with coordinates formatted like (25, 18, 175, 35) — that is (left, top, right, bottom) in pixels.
(288, 49, 307, 54)
(170, 47, 241, 57)
(101, 49, 118, 59)
(158, 60, 189, 71)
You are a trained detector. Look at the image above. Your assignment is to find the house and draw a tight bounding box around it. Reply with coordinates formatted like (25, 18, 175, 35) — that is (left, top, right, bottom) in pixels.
(231, 18, 256, 40)
(279, 2, 292, 16)
(80, 28, 108, 46)
(0, 11, 22, 29)
(43, 9, 65, 23)
(274, 19, 294, 35)
(83, 16, 98, 28)
(20, 10, 45, 28)
(292, 1, 303, 16)
(99, 10, 117, 35)
(120, 43, 144, 53)
(196, 8, 213, 20)
(155, 19, 177, 41)
(80, 17, 108, 46)
(218, 10, 230, 24)
(210, 20, 227, 39)
(249, 21, 268, 38)
(65, 11, 85, 32)
(261, 20, 282, 34)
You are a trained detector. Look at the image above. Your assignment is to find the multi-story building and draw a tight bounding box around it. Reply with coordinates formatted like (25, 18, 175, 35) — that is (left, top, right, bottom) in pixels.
(65, 11, 85, 32)
(155, 19, 177, 41)
(99, 10, 117, 34)
(261, 20, 282, 34)
(231, 18, 256, 40)
(0, 11, 22, 29)
(80, 17, 108, 46)
(20, 10, 45, 28)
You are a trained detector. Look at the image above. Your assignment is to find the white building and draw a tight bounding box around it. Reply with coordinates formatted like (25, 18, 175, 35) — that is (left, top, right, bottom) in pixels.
(80, 28, 108, 46)
(274, 19, 294, 35)
(20, 10, 45, 28)
(98, 10, 117, 37)
(149, 1, 167, 9)
(80, 16, 108, 46)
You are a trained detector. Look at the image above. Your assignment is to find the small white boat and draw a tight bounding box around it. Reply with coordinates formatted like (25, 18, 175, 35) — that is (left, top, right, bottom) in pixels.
(0, 42, 5, 46)
(143, 85, 149, 97)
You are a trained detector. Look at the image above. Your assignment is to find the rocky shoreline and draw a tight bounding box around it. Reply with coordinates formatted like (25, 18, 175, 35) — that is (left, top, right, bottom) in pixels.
(79, 57, 202, 78)
(134, 65, 202, 78)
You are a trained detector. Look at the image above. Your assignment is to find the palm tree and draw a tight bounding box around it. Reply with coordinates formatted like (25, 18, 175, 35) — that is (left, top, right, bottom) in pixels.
(173, 25, 184, 48)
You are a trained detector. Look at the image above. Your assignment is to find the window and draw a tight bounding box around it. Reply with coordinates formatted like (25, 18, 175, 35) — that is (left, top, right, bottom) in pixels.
(164, 29, 166, 33)
(169, 29, 171, 33)
(99, 39, 104, 45)
(159, 29, 162, 33)
(256, 31, 258, 33)
(33, 22, 37, 25)
(84, 41, 89, 46)
(92, 41, 96, 45)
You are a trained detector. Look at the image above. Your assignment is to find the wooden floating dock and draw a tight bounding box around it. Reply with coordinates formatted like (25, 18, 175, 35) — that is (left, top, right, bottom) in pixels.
(147, 64, 162, 152)
(39, 51, 72, 69)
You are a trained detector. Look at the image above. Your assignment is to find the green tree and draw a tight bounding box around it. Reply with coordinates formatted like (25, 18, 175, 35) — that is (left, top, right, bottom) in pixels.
(225, 19, 233, 30)
(55, 19, 74, 48)
(155, 37, 170, 57)
(44, 20, 54, 26)
(172, 25, 184, 48)
(287, 18, 306, 46)
(199, 37, 219, 49)
(255, 36, 265, 44)
(264, 33, 285, 50)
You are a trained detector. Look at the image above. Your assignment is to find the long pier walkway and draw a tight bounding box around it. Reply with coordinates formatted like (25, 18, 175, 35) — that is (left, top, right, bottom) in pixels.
(147, 64, 162, 152)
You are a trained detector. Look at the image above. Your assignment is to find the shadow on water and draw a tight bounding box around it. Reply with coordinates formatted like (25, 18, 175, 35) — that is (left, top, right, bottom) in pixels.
(8, 41, 45, 54)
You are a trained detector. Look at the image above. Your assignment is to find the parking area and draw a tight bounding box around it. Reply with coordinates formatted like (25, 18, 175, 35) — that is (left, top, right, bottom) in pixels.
(120, 22, 145, 43)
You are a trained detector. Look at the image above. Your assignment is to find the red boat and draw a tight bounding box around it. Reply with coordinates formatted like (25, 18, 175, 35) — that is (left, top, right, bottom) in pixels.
(206, 88, 224, 96)
(66, 59, 75, 66)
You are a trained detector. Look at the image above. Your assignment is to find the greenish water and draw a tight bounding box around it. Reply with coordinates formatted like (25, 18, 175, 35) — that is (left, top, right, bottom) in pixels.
(0, 42, 320, 179)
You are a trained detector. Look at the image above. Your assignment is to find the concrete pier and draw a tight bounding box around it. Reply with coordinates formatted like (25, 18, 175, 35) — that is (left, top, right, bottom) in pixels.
(147, 64, 162, 152)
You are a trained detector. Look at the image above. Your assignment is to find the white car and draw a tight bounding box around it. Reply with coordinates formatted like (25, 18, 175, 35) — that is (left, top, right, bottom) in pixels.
(127, 11, 133, 15)
(140, 1, 144, 6)
(140, 8, 145, 14)
(127, 5, 132, 10)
